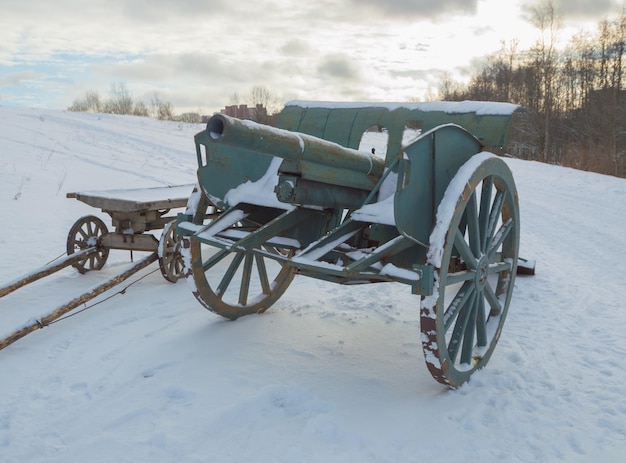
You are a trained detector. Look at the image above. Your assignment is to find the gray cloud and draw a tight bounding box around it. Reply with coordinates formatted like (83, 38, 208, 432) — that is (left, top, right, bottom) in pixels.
(279, 39, 312, 56)
(98, 52, 256, 85)
(317, 55, 360, 80)
(558, 0, 618, 18)
(0, 70, 45, 87)
(87, 51, 303, 111)
(352, 0, 479, 18)
(388, 69, 432, 80)
(118, 0, 230, 22)
(522, 0, 619, 22)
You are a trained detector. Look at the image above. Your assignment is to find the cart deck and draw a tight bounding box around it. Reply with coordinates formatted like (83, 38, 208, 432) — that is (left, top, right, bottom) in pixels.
(66, 183, 195, 282)
(67, 184, 194, 214)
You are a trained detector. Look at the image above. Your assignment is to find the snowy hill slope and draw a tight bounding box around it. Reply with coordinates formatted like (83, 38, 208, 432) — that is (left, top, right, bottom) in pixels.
(1, 106, 625, 462)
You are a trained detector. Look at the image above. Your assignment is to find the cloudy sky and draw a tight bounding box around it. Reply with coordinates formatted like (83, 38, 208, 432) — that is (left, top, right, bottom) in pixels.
(1, 0, 623, 114)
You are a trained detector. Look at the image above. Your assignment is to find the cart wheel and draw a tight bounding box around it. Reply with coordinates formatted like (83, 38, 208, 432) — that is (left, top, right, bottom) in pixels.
(421, 155, 520, 388)
(158, 220, 185, 283)
(187, 195, 296, 320)
(67, 215, 110, 274)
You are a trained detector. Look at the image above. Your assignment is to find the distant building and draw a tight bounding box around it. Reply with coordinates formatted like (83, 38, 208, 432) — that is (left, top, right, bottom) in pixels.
(203, 104, 276, 125)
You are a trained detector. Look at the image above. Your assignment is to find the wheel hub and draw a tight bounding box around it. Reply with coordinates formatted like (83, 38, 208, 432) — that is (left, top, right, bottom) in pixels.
(475, 255, 489, 290)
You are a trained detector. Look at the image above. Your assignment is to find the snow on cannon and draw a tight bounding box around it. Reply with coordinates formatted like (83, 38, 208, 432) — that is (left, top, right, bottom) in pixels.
(177, 101, 524, 388)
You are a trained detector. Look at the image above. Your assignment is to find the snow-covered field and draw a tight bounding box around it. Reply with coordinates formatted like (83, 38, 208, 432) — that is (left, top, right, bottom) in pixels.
(1, 106, 625, 462)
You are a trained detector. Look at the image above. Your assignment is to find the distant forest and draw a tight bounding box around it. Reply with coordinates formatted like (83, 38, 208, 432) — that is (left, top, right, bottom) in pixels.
(440, 6, 626, 178)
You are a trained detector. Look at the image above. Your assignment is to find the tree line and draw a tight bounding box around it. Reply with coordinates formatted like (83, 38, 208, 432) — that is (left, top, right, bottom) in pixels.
(68, 82, 201, 122)
(440, 4, 626, 178)
(68, 83, 281, 125)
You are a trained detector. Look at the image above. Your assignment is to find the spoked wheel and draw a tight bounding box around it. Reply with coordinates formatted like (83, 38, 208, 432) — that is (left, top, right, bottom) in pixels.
(420, 154, 520, 388)
(66, 215, 110, 274)
(158, 220, 185, 283)
(186, 196, 296, 320)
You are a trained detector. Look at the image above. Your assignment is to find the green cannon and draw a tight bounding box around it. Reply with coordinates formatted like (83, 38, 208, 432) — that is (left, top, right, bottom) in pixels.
(177, 100, 523, 388)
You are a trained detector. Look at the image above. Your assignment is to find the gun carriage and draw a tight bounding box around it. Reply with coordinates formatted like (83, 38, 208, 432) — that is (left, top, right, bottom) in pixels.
(177, 101, 523, 388)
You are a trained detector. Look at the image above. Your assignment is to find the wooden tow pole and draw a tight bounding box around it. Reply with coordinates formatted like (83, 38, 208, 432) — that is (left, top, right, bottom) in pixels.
(0, 252, 158, 351)
(0, 247, 97, 299)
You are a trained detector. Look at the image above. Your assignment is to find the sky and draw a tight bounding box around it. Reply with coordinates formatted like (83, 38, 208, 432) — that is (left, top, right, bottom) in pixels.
(1, 0, 624, 115)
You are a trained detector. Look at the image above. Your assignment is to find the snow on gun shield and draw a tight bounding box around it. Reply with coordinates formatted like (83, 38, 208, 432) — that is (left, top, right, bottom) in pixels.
(176, 100, 523, 388)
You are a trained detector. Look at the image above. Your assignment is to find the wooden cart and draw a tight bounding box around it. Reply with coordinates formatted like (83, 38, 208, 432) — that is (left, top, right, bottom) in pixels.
(67, 184, 194, 282)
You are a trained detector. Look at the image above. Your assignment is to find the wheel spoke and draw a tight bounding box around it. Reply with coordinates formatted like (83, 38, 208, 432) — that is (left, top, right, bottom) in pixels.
(485, 189, 505, 249)
(488, 260, 512, 275)
(255, 255, 271, 294)
(444, 281, 475, 330)
(484, 283, 503, 315)
(238, 253, 254, 305)
(476, 295, 488, 347)
(460, 295, 478, 364)
(466, 192, 481, 255)
(446, 269, 476, 286)
(487, 218, 514, 259)
(448, 291, 477, 364)
(479, 176, 494, 252)
(78, 228, 89, 242)
(202, 248, 230, 272)
(216, 252, 245, 298)
(454, 229, 478, 269)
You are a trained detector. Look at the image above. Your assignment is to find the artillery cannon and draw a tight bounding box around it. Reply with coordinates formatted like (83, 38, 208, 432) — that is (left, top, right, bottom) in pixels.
(177, 101, 523, 388)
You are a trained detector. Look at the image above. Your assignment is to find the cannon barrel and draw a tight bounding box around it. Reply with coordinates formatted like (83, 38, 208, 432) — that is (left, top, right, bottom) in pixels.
(206, 114, 385, 180)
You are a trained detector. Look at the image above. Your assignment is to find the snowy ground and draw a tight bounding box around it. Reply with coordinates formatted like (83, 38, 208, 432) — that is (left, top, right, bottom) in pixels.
(1, 106, 625, 462)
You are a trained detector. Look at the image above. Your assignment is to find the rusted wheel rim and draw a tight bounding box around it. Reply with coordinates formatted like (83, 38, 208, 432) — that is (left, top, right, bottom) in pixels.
(185, 194, 295, 320)
(421, 155, 520, 388)
(158, 220, 185, 283)
(66, 215, 109, 274)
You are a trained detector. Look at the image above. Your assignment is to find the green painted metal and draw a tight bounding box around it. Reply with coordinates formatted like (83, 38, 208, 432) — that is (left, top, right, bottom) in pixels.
(183, 100, 522, 387)
(276, 101, 521, 161)
(195, 101, 520, 208)
(192, 100, 520, 268)
(395, 124, 483, 246)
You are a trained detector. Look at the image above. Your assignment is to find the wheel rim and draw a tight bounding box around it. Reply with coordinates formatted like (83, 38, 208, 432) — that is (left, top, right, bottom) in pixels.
(66, 215, 109, 274)
(421, 156, 520, 388)
(158, 220, 185, 283)
(187, 197, 296, 320)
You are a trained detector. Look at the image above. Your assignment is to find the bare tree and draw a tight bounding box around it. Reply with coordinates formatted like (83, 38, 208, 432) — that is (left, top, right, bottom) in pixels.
(526, 0, 562, 163)
(150, 92, 175, 120)
(68, 98, 88, 112)
(432, 5, 626, 177)
(68, 90, 102, 112)
(229, 92, 241, 105)
(247, 85, 281, 118)
(85, 91, 102, 112)
(104, 82, 133, 115)
(133, 101, 149, 117)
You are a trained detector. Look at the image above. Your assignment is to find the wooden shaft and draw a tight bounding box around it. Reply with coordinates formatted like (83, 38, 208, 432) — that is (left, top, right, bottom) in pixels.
(0, 248, 97, 299)
(0, 252, 158, 351)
